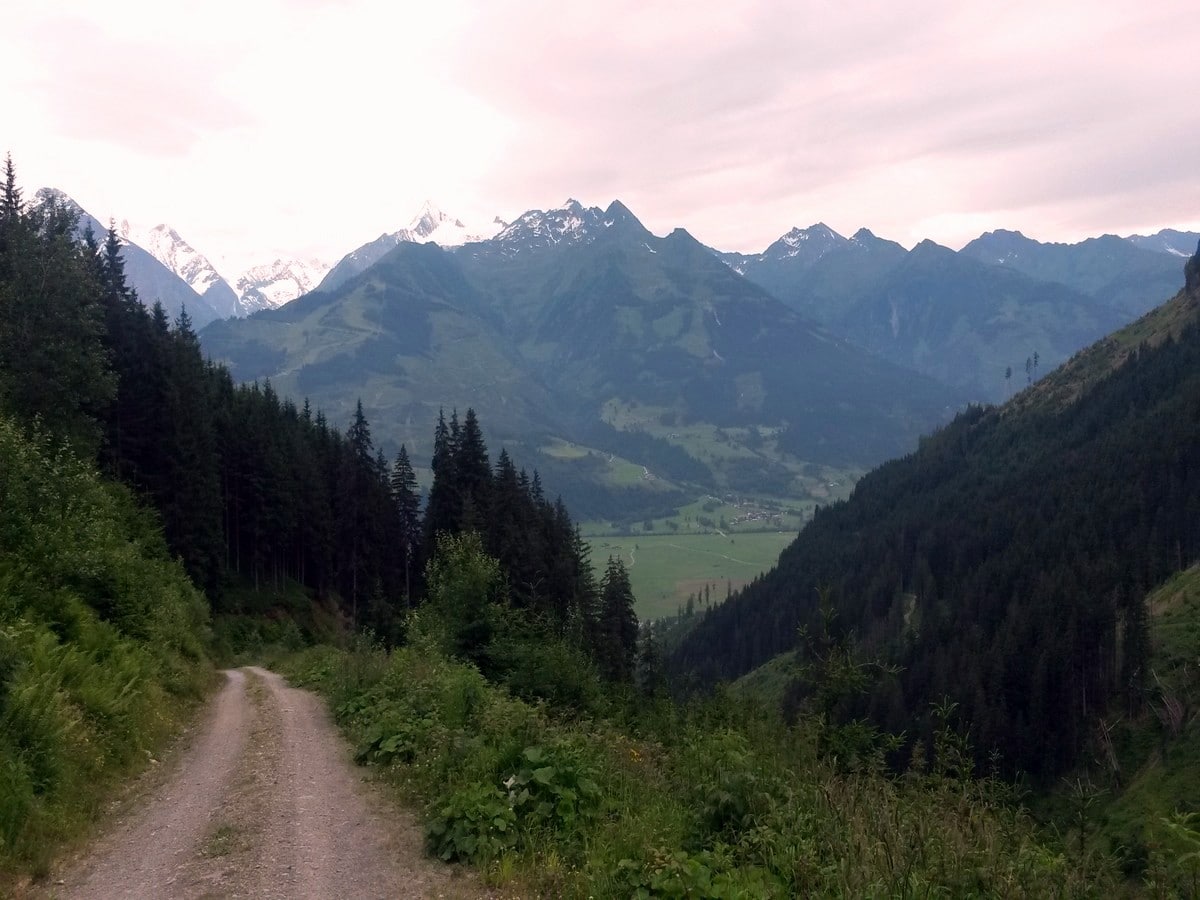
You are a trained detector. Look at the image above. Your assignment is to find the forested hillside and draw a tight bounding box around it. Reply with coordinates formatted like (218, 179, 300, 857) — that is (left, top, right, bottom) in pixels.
(0, 156, 632, 687)
(8, 155, 1199, 894)
(0, 156, 644, 876)
(0, 161, 213, 872)
(674, 245, 1200, 780)
(201, 200, 963, 531)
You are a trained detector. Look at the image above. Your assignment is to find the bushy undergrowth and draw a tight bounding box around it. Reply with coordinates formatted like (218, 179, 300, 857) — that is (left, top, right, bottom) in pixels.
(209, 579, 344, 665)
(284, 634, 1118, 898)
(0, 417, 211, 876)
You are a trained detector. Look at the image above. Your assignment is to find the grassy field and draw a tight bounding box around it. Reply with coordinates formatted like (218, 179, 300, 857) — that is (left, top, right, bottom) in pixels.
(588, 531, 796, 621)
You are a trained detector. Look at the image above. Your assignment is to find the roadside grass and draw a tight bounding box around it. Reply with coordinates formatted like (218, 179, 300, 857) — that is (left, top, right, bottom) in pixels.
(280, 636, 1115, 898)
(0, 417, 212, 884)
(587, 532, 795, 621)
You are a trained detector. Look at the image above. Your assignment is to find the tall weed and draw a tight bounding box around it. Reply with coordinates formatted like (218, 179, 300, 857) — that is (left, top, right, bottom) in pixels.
(282, 637, 1118, 898)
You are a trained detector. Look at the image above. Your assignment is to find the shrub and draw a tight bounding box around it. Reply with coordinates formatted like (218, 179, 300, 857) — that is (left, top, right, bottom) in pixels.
(426, 782, 517, 864)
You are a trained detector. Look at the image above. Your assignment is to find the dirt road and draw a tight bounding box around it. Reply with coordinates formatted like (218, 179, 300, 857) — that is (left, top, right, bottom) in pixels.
(46, 668, 481, 899)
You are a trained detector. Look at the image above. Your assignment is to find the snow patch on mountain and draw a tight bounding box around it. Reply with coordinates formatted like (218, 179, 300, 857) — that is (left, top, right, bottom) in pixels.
(397, 200, 505, 247)
(491, 199, 607, 255)
(1126, 229, 1200, 258)
(120, 221, 240, 318)
(764, 223, 846, 264)
(235, 258, 331, 314)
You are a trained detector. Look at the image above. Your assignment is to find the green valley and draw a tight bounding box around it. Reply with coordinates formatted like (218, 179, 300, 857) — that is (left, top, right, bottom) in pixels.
(588, 531, 797, 620)
(5, 154, 1200, 896)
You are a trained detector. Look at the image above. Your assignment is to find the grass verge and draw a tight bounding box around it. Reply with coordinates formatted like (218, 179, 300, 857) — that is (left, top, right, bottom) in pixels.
(280, 636, 1117, 898)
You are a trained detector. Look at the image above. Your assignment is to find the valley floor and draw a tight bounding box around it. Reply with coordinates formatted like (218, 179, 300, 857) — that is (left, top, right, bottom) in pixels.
(28, 668, 483, 900)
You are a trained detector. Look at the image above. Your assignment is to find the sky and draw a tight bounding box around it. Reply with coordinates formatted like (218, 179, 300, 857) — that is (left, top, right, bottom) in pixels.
(3, 0, 1198, 275)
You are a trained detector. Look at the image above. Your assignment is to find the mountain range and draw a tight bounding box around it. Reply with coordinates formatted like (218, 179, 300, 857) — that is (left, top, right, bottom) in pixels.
(721, 223, 1190, 399)
(195, 195, 1195, 521)
(34, 188, 331, 327)
(674, 242, 1200, 779)
(199, 200, 963, 521)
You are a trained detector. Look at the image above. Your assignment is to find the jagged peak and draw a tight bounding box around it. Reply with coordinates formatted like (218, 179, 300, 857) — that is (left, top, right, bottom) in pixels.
(781, 222, 840, 240)
(33, 186, 83, 214)
(767, 223, 847, 259)
(980, 228, 1029, 240)
(664, 226, 699, 245)
(604, 199, 634, 220)
(406, 200, 465, 238)
(912, 238, 947, 251)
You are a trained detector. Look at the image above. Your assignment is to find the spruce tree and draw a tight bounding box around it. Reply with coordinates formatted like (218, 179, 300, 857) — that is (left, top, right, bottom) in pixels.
(638, 629, 663, 696)
(425, 408, 460, 541)
(0, 174, 113, 451)
(597, 556, 639, 682)
(391, 444, 422, 605)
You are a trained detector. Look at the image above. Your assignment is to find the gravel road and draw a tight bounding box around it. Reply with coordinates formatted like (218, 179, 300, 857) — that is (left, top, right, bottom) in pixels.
(45, 668, 482, 899)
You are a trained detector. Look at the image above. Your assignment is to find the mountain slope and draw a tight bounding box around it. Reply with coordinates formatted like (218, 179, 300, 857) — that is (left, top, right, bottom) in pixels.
(122, 221, 240, 319)
(35, 189, 221, 327)
(1127, 227, 1200, 258)
(481, 213, 960, 466)
(319, 202, 503, 293)
(202, 200, 964, 525)
(201, 241, 558, 454)
(838, 239, 1124, 397)
(730, 227, 1132, 400)
(673, 245, 1200, 779)
(961, 229, 1184, 315)
(234, 258, 330, 314)
(718, 223, 852, 302)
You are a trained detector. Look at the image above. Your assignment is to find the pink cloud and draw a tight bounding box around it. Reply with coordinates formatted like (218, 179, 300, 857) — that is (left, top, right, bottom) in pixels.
(28, 17, 251, 157)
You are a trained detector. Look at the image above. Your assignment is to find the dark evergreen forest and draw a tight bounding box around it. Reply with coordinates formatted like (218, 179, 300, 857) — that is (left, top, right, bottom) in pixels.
(673, 258, 1200, 778)
(0, 158, 639, 688)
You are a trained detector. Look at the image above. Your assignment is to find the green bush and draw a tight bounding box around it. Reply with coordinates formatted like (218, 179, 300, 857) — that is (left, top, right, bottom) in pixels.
(280, 636, 1118, 898)
(504, 743, 602, 836)
(0, 417, 210, 876)
(426, 782, 517, 863)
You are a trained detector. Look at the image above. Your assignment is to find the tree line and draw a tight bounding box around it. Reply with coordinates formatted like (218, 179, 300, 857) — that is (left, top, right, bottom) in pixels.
(674, 269, 1200, 779)
(0, 157, 640, 685)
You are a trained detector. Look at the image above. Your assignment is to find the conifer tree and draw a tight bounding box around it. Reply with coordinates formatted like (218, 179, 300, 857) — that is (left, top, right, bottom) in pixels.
(456, 408, 491, 532)
(425, 408, 460, 541)
(1, 153, 21, 224)
(391, 443, 422, 605)
(0, 177, 113, 451)
(338, 399, 376, 624)
(638, 629, 663, 696)
(597, 556, 639, 682)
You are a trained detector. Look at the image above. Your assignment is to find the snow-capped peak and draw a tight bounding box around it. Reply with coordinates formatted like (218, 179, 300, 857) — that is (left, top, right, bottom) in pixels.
(124, 222, 224, 293)
(761, 223, 846, 265)
(33, 186, 81, 213)
(234, 258, 331, 314)
(406, 200, 463, 240)
(491, 201, 607, 255)
(388, 201, 502, 248)
(116, 220, 240, 319)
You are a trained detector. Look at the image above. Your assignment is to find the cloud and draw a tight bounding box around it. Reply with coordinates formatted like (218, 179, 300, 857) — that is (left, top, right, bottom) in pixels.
(22, 16, 252, 157)
(445, 0, 1200, 250)
(4, 0, 1197, 269)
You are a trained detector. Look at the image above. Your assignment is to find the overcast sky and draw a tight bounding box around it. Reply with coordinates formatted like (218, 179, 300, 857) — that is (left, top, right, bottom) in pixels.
(4, 0, 1198, 274)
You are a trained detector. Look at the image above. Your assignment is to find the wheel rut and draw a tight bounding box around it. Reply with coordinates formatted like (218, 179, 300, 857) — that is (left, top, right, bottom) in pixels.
(42, 667, 482, 899)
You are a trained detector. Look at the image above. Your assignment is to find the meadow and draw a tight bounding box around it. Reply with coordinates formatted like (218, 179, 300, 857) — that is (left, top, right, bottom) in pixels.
(587, 531, 796, 621)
